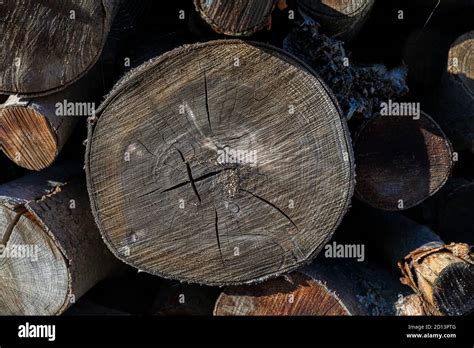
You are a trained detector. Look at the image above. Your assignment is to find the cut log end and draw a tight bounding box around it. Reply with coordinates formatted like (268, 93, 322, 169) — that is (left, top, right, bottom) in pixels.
(214, 273, 351, 316)
(87, 40, 354, 285)
(354, 112, 453, 210)
(194, 0, 276, 36)
(0, 0, 118, 96)
(0, 106, 58, 171)
(433, 262, 474, 316)
(0, 206, 70, 315)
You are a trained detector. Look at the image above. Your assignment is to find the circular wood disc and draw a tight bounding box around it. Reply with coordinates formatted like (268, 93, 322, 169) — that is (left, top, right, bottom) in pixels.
(0, 207, 69, 315)
(87, 40, 354, 285)
(0, 0, 108, 96)
(214, 273, 350, 315)
(448, 31, 474, 97)
(194, 0, 276, 36)
(354, 112, 453, 211)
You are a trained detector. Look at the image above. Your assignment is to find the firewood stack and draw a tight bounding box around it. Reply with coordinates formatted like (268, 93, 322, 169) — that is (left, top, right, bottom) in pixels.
(0, 0, 472, 316)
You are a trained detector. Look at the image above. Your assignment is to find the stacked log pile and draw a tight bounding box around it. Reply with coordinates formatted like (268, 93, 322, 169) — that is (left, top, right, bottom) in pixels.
(0, 0, 472, 316)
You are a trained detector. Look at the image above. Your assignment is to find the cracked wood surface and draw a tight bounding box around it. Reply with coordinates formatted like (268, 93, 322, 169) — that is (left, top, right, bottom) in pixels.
(86, 40, 354, 285)
(0, 162, 117, 315)
(0, 0, 120, 96)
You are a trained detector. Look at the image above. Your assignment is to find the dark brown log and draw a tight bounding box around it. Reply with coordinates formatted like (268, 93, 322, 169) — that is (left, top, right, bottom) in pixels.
(194, 0, 276, 36)
(433, 31, 474, 153)
(297, 0, 374, 41)
(422, 178, 474, 245)
(86, 40, 354, 285)
(0, 0, 121, 97)
(151, 280, 220, 316)
(0, 162, 117, 315)
(0, 70, 102, 171)
(361, 209, 474, 316)
(354, 111, 453, 210)
(214, 258, 410, 316)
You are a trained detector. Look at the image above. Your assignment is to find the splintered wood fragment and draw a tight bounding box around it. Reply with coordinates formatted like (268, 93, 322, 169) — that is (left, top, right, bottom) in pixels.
(0, 162, 118, 315)
(354, 111, 453, 210)
(0, 0, 121, 96)
(433, 31, 474, 153)
(297, 0, 374, 41)
(86, 40, 354, 286)
(0, 70, 102, 171)
(194, 0, 277, 36)
(214, 258, 410, 316)
(423, 179, 474, 245)
(363, 210, 474, 316)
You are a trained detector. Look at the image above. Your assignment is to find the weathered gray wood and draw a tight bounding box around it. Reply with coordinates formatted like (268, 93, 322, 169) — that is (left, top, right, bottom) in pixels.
(361, 209, 474, 316)
(354, 111, 453, 210)
(194, 0, 276, 36)
(0, 0, 121, 97)
(297, 0, 374, 41)
(0, 162, 118, 315)
(0, 69, 102, 171)
(433, 31, 474, 153)
(86, 40, 354, 286)
(214, 258, 410, 316)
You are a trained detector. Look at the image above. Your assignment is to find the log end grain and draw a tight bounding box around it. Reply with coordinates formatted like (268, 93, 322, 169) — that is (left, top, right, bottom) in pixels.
(0, 206, 70, 315)
(354, 112, 453, 210)
(0, 0, 116, 96)
(214, 273, 351, 316)
(0, 107, 58, 171)
(87, 40, 354, 285)
(194, 0, 276, 36)
(433, 261, 474, 316)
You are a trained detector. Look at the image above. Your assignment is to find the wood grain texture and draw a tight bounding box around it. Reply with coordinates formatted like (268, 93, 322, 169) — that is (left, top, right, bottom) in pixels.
(194, 0, 276, 36)
(0, 0, 120, 96)
(434, 31, 474, 153)
(86, 40, 354, 285)
(0, 163, 117, 315)
(297, 0, 374, 41)
(214, 258, 410, 316)
(0, 67, 103, 170)
(354, 112, 453, 211)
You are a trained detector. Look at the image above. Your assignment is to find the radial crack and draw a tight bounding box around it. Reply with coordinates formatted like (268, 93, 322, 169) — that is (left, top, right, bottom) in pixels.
(1, 207, 27, 250)
(214, 208, 225, 266)
(240, 189, 298, 230)
(204, 72, 212, 132)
